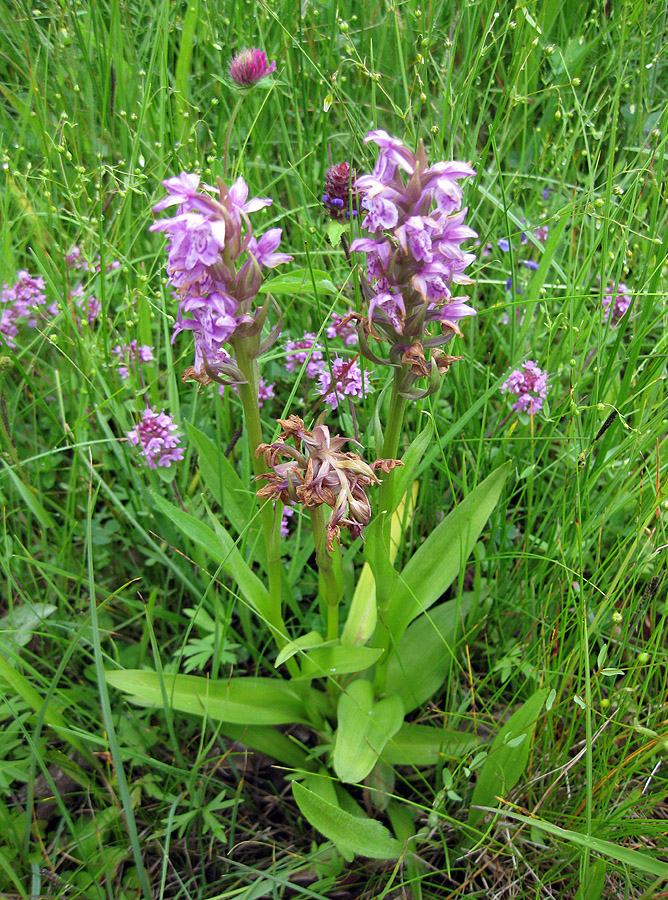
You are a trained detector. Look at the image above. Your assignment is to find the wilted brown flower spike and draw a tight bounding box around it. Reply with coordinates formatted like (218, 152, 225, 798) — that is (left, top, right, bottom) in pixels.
(254, 415, 402, 550)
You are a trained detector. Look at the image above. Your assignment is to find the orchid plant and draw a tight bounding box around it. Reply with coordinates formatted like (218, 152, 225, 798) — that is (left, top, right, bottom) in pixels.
(107, 131, 532, 862)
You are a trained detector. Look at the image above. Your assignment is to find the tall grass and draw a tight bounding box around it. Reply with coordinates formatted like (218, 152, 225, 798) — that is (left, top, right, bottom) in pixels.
(1, 0, 667, 897)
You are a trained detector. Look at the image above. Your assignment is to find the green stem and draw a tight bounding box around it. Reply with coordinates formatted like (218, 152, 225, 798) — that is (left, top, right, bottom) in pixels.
(373, 366, 408, 690)
(234, 344, 299, 677)
(309, 505, 343, 641)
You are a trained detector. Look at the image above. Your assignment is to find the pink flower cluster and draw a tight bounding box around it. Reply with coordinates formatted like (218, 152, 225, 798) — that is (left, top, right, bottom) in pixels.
(0, 271, 54, 347)
(150, 172, 292, 384)
(284, 325, 371, 408)
(501, 361, 549, 415)
(127, 407, 184, 469)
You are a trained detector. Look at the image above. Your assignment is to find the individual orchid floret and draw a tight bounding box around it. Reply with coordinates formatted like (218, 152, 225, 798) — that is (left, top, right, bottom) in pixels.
(254, 415, 402, 551)
(127, 407, 185, 469)
(111, 340, 155, 380)
(322, 162, 358, 220)
(230, 49, 276, 86)
(317, 356, 373, 409)
(501, 360, 549, 415)
(349, 131, 477, 398)
(602, 281, 632, 325)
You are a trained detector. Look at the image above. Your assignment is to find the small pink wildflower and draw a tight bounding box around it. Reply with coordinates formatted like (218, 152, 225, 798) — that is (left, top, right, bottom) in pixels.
(501, 360, 549, 415)
(111, 340, 155, 380)
(285, 332, 324, 378)
(127, 407, 184, 469)
(326, 311, 358, 346)
(602, 281, 632, 324)
(317, 356, 373, 409)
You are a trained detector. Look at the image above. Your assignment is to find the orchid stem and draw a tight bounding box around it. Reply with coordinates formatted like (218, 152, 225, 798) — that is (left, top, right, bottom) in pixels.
(309, 505, 343, 642)
(234, 345, 299, 677)
(373, 366, 408, 691)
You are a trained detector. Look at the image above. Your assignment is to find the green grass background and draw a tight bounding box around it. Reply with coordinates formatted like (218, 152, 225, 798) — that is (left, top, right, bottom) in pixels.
(1, 0, 667, 897)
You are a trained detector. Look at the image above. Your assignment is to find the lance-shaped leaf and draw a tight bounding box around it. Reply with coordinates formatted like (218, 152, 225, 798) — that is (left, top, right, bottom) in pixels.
(385, 594, 473, 713)
(292, 782, 402, 861)
(333, 679, 404, 784)
(343, 482, 418, 647)
(468, 688, 548, 827)
(105, 670, 312, 726)
(151, 492, 272, 623)
(382, 722, 477, 766)
(384, 463, 510, 645)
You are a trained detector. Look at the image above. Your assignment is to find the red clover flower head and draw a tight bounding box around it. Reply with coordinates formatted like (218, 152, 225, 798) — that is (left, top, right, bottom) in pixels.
(255, 415, 402, 551)
(500, 360, 549, 415)
(349, 130, 477, 398)
(127, 407, 185, 469)
(230, 49, 276, 86)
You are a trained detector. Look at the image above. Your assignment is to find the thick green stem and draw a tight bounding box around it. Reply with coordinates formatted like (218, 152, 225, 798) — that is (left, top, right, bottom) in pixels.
(234, 345, 299, 676)
(373, 366, 408, 690)
(309, 505, 343, 641)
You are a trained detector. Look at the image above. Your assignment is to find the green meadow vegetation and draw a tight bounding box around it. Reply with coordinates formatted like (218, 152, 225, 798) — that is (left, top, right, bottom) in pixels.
(1, 0, 667, 897)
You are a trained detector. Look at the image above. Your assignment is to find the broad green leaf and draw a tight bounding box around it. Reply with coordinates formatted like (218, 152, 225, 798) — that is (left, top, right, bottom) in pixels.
(387, 419, 433, 516)
(292, 782, 402, 861)
(385, 594, 473, 713)
(383, 723, 477, 766)
(0, 602, 57, 650)
(151, 493, 272, 621)
(487, 808, 668, 879)
(220, 723, 314, 770)
(258, 268, 337, 296)
(185, 422, 259, 542)
(343, 482, 418, 647)
(296, 645, 383, 680)
(333, 680, 404, 784)
(275, 631, 324, 667)
(105, 670, 310, 725)
(385, 463, 510, 643)
(468, 689, 548, 827)
(326, 220, 349, 246)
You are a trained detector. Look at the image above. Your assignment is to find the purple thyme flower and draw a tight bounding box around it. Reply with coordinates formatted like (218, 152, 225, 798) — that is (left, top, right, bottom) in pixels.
(230, 49, 276, 86)
(285, 332, 325, 378)
(111, 340, 155, 380)
(602, 281, 632, 324)
(501, 360, 549, 415)
(349, 130, 477, 398)
(326, 311, 358, 346)
(317, 356, 373, 409)
(127, 407, 185, 469)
